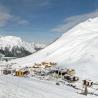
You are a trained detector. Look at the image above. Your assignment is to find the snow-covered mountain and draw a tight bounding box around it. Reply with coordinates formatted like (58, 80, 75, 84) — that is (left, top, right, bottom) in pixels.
(0, 36, 45, 58)
(31, 42, 46, 51)
(11, 17, 98, 81)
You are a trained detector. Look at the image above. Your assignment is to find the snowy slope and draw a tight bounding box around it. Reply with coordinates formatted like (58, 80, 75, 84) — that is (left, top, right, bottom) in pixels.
(0, 75, 97, 98)
(11, 17, 98, 80)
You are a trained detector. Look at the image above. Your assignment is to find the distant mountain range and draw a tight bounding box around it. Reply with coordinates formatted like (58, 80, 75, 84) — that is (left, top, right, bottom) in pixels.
(0, 36, 46, 58)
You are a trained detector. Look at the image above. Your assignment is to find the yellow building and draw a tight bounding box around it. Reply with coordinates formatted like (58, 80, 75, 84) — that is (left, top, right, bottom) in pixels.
(15, 69, 29, 77)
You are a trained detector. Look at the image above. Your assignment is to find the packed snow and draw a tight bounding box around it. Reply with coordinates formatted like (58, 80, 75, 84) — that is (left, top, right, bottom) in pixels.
(0, 75, 97, 98)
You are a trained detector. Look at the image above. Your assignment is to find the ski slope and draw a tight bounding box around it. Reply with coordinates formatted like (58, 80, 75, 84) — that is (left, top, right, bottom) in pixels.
(10, 17, 98, 81)
(0, 75, 97, 98)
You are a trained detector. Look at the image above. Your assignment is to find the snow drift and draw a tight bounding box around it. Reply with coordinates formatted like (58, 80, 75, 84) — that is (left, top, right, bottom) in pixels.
(11, 17, 98, 81)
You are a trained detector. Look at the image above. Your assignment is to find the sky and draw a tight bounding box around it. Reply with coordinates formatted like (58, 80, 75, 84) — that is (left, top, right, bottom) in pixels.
(0, 0, 98, 44)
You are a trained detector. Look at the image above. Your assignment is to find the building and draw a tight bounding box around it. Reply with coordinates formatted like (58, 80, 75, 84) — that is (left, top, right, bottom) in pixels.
(0, 67, 16, 75)
(41, 62, 57, 68)
(15, 68, 29, 77)
(64, 75, 79, 82)
(83, 80, 93, 87)
(66, 69, 76, 76)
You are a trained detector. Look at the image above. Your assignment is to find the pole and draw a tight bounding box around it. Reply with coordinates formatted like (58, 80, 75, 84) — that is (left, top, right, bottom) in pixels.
(84, 85, 88, 96)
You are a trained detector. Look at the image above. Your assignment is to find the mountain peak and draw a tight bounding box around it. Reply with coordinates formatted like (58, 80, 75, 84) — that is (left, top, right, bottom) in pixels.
(0, 35, 45, 58)
(0, 36, 23, 48)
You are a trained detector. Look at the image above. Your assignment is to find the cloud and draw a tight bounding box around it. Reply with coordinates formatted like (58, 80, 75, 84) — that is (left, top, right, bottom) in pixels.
(0, 5, 29, 27)
(0, 6, 12, 27)
(12, 16, 30, 25)
(17, 20, 29, 25)
(21, 0, 49, 7)
(52, 9, 98, 33)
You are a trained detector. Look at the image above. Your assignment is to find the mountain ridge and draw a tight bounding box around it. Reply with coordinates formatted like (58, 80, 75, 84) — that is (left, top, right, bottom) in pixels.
(0, 35, 45, 58)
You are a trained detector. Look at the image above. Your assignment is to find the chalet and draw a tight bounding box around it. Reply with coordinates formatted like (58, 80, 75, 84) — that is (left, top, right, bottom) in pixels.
(49, 62, 57, 66)
(3, 69, 11, 75)
(33, 63, 41, 68)
(66, 69, 76, 76)
(41, 61, 57, 68)
(64, 75, 79, 82)
(1, 67, 16, 75)
(83, 80, 93, 87)
(33, 61, 57, 69)
(49, 68, 75, 76)
(41, 62, 48, 65)
(15, 68, 29, 77)
(33, 65, 40, 68)
(55, 69, 67, 76)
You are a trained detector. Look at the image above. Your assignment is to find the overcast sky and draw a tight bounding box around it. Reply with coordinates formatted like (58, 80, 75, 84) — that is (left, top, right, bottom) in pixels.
(0, 0, 98, 44)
